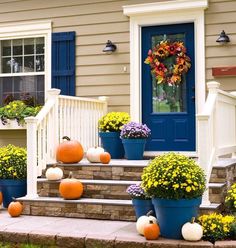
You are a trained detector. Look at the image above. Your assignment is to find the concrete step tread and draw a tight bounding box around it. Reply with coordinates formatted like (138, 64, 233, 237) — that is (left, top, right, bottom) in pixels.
(200, 202, 221, 209)
(38, 178, 141, 185)
(213, 158, 236, 168)
(18, 196, 133, 206)
(48, 159, 149, 168)
(208, 182, 226, 188)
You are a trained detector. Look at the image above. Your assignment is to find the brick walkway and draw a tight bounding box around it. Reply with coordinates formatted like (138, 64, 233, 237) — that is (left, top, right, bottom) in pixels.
(0, 210, 235, 247)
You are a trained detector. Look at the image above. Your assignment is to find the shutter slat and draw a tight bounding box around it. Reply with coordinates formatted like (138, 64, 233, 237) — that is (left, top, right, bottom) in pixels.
(52, 31, 76, 96)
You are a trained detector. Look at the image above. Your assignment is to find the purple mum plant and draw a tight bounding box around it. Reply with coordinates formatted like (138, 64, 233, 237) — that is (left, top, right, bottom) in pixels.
(126, 184, 150, 200)
(120, 122, 151, 139)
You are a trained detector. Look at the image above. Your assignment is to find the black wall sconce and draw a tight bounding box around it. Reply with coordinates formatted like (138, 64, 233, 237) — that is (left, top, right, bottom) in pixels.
(103, 40, 117, 54)
(216, 30, 230, 44)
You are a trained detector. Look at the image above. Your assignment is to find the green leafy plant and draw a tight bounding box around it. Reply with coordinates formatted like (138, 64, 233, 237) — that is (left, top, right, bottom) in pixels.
(0, 144, 27, 179)
(225, 183, 236, 212)
(0, 100, 42, 126)
(98, 112, 130, 132)
(198, 213, 235, 243)
(141, 153, 206, 199)
(229, 221, 236, 240)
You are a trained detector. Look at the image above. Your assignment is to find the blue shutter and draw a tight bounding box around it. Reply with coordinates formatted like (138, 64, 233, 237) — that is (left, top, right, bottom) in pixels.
(52, 31, 76, 96)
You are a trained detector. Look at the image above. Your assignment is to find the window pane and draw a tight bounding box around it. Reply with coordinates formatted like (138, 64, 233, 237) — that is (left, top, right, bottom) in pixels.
(2, 40, 11, 56)
(0, 75, 45, 105)
(24, 38, 34, 55)
(2, 58, 12, 73)
(36, 37, 44, 54)
(13, 39, 23, 55)
(24, 56, 34, 72)
(151, 33, 187, 113)
(13, 57, 23, 73)
(36, 55, 44, 72)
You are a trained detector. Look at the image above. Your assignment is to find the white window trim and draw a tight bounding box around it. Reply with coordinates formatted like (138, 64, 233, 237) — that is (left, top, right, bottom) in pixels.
(0, 20, 52, 98)
(123, 0, 208, 154)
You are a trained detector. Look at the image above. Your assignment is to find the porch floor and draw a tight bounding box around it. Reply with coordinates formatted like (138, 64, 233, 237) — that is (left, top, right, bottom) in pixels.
(0, 210, 234, 247)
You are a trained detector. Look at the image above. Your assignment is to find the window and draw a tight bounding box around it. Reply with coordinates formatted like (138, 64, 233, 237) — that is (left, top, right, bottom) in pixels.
(0, 37, 45, 105)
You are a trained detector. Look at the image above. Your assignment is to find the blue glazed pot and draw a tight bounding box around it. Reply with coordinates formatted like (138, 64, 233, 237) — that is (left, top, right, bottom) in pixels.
(122, 139, 146, 160)
(0, 179, 27, 208)
(152, 197, 202, 239)
(99, 132, 124, 159)
(132, 198, 156, 219)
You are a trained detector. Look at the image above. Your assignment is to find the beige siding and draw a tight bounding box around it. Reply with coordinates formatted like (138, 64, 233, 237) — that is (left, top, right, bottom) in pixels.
(0, 130, 26, 147)
(206, 0, 236, 91)
(0, 0, 235, 111)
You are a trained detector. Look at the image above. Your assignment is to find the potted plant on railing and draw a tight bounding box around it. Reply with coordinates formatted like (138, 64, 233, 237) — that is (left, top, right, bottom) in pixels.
(126, 183, 155, 219)
(0, 144, 27, 207)
(120, 122, 151, 160)
(142, 152, 206, 239)
(98, 112, 130, 159)
(0, 100, 42, 127)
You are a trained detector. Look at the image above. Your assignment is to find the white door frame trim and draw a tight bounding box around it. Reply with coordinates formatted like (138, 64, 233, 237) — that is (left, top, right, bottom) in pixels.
(123, 0, 208, 153)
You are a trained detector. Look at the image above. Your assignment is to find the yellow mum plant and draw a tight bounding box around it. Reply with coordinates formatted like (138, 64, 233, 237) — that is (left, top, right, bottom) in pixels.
(98, 112, 130, 132)
(141, 153, 206, 199)
(0, 144, 27, 179)
(225, 183, 236, 212)
(198, 213, 235, 242)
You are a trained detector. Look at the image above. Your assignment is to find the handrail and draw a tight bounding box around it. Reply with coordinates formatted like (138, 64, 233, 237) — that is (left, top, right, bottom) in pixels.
(25, 89, 107, 198)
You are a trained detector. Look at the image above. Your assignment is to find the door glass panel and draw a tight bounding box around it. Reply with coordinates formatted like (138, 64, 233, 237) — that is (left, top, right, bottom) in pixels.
(151, 33, 187, 113)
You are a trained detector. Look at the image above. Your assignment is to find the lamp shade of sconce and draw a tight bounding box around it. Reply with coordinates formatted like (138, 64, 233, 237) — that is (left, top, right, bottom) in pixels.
(103, 40, 117, 54)
(216, 30, 230, 44)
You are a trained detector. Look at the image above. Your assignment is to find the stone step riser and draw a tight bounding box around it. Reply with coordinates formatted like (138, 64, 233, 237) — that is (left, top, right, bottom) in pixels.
(210, 165, 236, 184)
(209, 185, 227, 204)
(38, 181, 131, 200)
(44, 165, 145, 181)
(22, 201, 136, 221)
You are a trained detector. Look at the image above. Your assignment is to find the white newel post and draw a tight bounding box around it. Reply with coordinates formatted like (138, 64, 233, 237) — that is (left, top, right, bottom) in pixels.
(98, 96, 109, 114)
(25, 117, 38, 198)
(198, 81, 220, 206)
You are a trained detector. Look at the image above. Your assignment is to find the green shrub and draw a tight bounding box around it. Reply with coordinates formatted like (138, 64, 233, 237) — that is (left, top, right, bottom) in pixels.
(141, 153, 206, 199)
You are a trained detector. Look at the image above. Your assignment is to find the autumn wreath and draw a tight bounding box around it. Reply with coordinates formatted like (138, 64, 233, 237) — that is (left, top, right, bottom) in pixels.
(144, 40, 191, 85)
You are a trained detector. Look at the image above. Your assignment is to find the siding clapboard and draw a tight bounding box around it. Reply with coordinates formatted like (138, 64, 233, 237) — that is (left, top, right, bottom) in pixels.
(0, 0, 234, 111)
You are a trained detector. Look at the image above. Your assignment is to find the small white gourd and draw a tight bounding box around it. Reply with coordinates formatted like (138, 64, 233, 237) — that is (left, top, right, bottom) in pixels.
(45, 164, 63, 181)
(136, 211, 157, 235)
(86, 146, 105, 163)
(181, 217, 203, 241)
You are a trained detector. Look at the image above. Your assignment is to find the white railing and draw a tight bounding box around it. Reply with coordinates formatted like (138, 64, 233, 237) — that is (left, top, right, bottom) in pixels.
(25, 89, 107, 197)
(197, 81, 236, 205)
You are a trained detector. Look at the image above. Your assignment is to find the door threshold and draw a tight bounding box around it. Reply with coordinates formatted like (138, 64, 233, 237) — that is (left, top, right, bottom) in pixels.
(144, 151, 198, 158)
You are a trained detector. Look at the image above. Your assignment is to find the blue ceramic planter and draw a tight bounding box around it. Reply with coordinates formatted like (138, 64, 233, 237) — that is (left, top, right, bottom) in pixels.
(0, 179, 27, 208)
(152, 197, 202, 239)
(122, 139, 146, 160)
(132, 198, 156, 219)
(99, 132, 124, 159)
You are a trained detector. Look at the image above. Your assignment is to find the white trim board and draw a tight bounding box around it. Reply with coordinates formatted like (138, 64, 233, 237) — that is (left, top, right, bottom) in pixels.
(123, 0, 208, 152)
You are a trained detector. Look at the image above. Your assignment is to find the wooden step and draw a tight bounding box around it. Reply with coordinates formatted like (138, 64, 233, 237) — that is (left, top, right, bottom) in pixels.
(38, 178, 141, 200)
(45, 160, 148, 181)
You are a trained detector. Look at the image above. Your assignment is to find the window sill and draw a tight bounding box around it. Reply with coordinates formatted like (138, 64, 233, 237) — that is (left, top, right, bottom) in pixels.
(0, 120, 26, 130)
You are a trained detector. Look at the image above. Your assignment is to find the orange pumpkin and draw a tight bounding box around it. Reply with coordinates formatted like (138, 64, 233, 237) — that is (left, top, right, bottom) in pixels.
(100, 152, 111, 164)
(8, 199, 23, 217)
(59, 172, 83, 199)
(56, 136, 84, 163)
(0, 192, 3, 205)
(143, 220, 160, 240)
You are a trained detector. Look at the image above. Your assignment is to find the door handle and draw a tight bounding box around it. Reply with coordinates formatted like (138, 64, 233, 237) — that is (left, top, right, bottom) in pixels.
(191, 96, 195, 101)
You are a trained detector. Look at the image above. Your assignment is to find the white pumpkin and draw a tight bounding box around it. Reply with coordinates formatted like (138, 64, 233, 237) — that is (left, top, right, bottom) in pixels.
(181, 217, 203, 241)
(136, 211, 157, 235)
(86, 146, 104, 163)
(45, 165, 63, 180)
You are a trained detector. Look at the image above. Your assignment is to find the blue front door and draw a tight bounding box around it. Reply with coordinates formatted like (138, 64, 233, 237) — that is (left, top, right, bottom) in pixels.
(142, 23, 195, 151)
